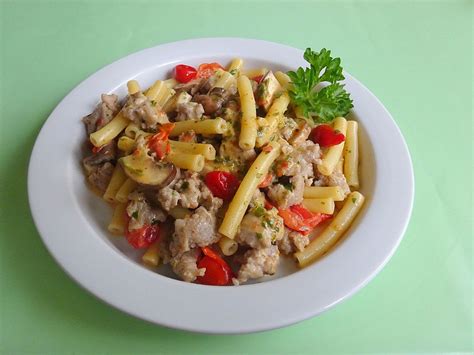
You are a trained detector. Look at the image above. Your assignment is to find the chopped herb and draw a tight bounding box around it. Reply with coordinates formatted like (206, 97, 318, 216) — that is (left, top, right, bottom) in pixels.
(352, 197, 356, 203)
(282, 182, 294, 191)
(131, 211, 139, 219)
(150, 100, 157, 107)
(229, 69, 237, 75)
(253, 205, 265, 217)
(256, 232, 263, 240)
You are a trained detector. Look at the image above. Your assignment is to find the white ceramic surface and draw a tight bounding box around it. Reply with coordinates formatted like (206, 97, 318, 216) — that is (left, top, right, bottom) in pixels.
(28, 38, 414, 334)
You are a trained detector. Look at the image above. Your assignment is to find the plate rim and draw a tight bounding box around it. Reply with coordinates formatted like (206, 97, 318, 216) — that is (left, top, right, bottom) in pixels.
(27, 37, 414, 334)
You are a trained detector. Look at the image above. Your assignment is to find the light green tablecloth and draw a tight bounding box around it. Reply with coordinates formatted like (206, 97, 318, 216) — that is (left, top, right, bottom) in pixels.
(1, 1, 472, 353)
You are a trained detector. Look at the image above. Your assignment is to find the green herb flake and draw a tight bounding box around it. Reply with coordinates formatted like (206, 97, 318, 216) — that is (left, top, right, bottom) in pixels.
(150, 100, 157, 107)
(131, 211, 139, 219)
(229, 69, 237, 75)
(256, 232, 263, 240)
(253, 205, 265, 217)
(352, 197, 356, 203)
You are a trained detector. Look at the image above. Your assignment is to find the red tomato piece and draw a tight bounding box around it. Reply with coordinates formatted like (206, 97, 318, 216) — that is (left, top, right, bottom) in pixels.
(124, 215, 160, 249)
(252, 75, 264, 83)
(174, 64, 197, 83)
(196, 62, 224, 79)
(204, 171, 240, 201)
(310, 124, 345, 147)
(148, 123, 175, 159)
(196, 256, 232, 286)
(278, 204, 331, 235)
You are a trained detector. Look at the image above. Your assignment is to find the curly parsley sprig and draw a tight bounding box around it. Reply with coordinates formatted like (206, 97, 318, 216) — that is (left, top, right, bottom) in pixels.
(287, 48, 353, 123)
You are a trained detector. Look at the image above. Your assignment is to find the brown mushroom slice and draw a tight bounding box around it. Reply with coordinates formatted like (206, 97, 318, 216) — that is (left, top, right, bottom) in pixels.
(119, 149, 176, 186)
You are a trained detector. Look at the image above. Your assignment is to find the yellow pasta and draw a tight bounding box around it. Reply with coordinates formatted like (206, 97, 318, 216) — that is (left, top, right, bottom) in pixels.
(117, 136, 136, 153)
(115, 178, 137, 203)
(303, 186, 346, 201)
(166, 152, 205, 172)
(164, 78, 178, 89)
(169, 140, 216, 160)
(256, 92, 290, 147)
(219, 141, 281, 239)
(142, 240, 161, 267)
(317, 117, 348, 176)
(107, 203, 127, 235)
(243, 68, 268, 78)
(227, 58, 243, 76)
(343, 120, 359, 188)
(237, 75, 257, 150)
(213, 70, 236, 90)
(90, 80, 167, 147)
(124, 123, 141, 139)
(169, 118, 227, 137)
(89, 112, 129, 147)
(295, 192, 365, 267)
(103, 165, 128, 203)
(302, 198, 335, 215)
(274, 71, 292, 91)
(127, 80, 140, 95)
(219, 236, 238, 256)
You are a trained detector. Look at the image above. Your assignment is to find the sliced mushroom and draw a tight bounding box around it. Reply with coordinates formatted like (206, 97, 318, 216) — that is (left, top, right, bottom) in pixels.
(119, 149, 177, 186)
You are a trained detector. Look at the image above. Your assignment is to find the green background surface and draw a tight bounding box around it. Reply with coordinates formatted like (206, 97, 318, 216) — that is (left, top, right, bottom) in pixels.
(1, 0, 472, 353)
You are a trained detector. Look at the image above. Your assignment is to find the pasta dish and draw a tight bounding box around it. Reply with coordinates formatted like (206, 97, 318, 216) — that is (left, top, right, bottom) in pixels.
(81, 48, 365, 285)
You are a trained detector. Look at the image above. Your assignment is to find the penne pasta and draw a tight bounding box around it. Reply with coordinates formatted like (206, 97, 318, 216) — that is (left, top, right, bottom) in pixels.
(317, 117, 348, 176)
(219, 236, 238, 256)
(303, 186, 346, 201)
(91, 80, 167, 147)
(237, 75, 257, 150)
(103, 164, 128, 203)
(169, 118, 227, 137)
(227, 58, 243, 76)
(127, 80, 140, 95)
(107, 203, 127, 235)
(117, 136, 136, 153)
(166, 152, 205, 172)
(302, 198, 335, 215)
(124, 123, 141, 139)
(115, 178, 137, 203)
(274, 71, 292, 91)
(343, 120, 359, 188)
(142, 239, 161, 267)
(213, 70, 236, 90)
(295, 192, 365, 267)
(219, 141, 281, 239)
(256, 92, 290, 147)
(169, 140, 216, 160)
(89, 112, 129, 147)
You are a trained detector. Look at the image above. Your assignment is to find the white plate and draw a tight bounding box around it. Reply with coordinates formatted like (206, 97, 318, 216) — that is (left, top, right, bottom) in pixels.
(28, 38, 414, 334)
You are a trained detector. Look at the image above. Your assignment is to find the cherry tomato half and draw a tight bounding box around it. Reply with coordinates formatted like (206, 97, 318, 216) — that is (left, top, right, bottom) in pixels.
(174, 64, 197, 83)
(196, 62, 224, 79)
(310, 124, 345, 147)
(278, 204, 331, 235)
(205, 171, 240, 201)
(196, 255, 233, 286)
(124, 214, 160, 249)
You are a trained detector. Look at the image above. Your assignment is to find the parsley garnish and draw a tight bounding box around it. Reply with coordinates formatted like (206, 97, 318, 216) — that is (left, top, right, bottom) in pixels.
(150, 100, 157, 107)
(180, 181, 189, 191)
(256, 232, 263, 240)
(229, 69, 237, 75)
(131, 211, 138, 219)
(282, 182, 294, 191)
(287, 48, 353, 123)
(352, 197, 356, 203)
